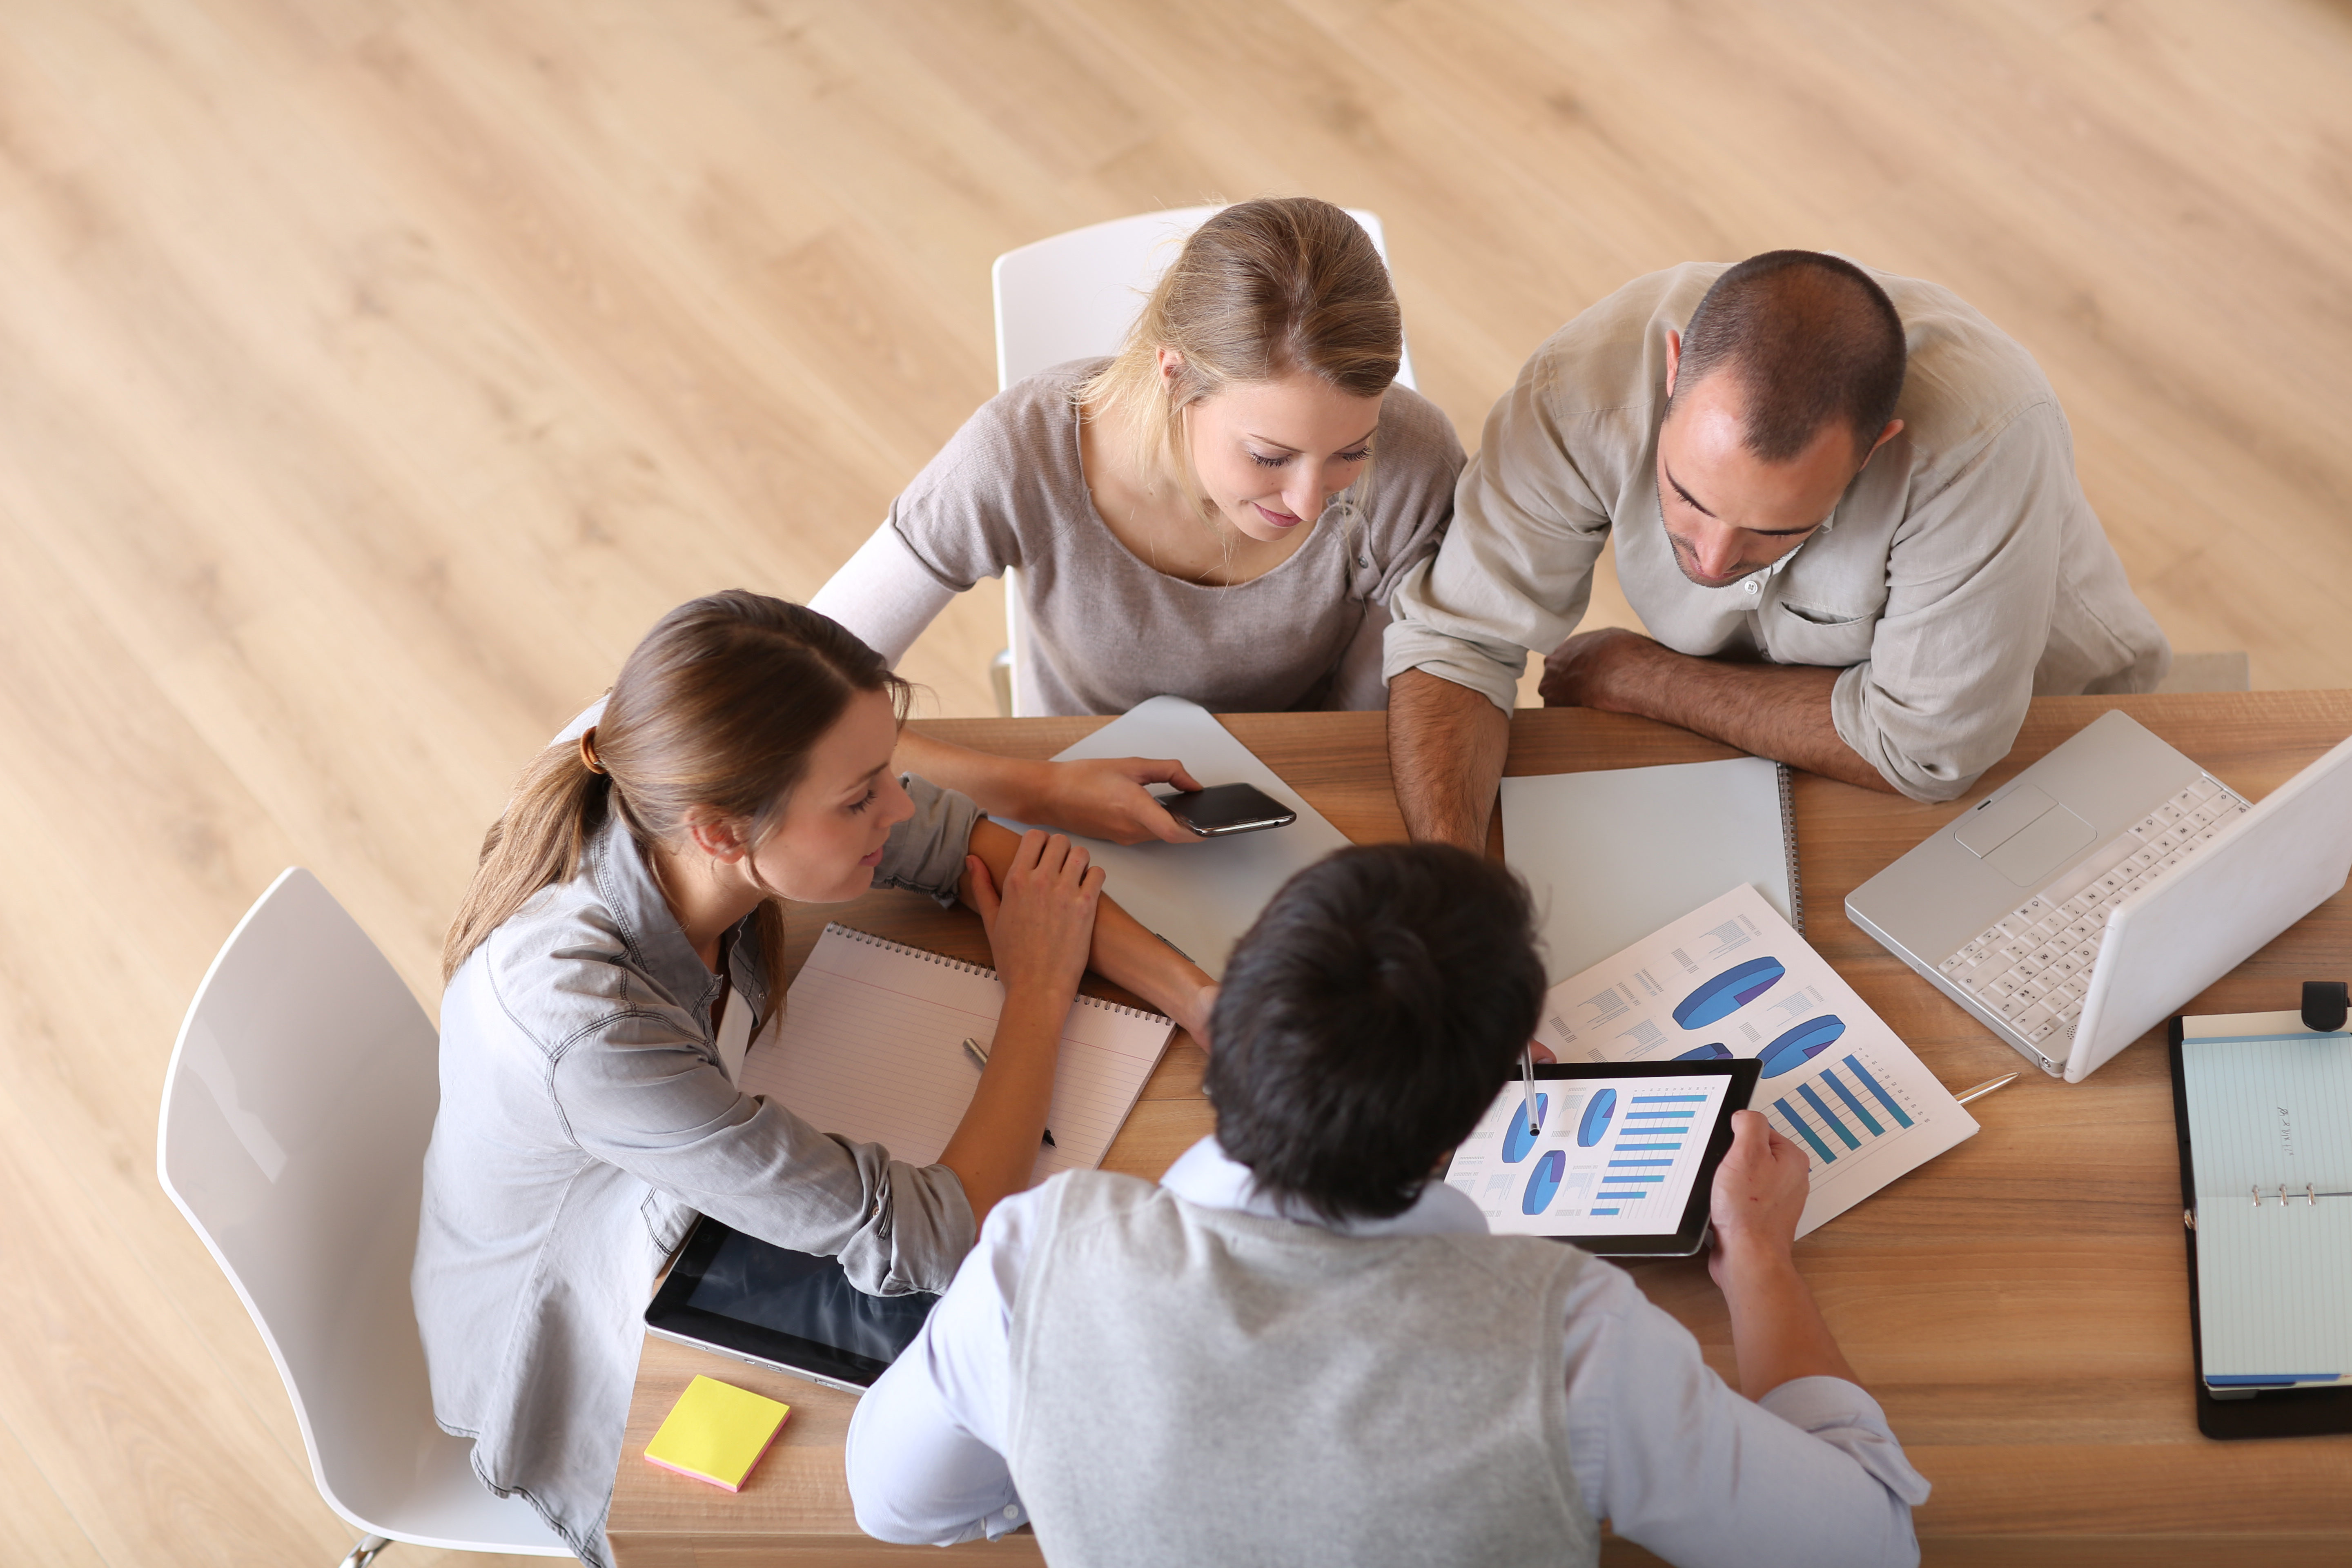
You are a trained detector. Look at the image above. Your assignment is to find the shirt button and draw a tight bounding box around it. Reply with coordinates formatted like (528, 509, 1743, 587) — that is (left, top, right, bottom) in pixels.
(1743, 580, 1760, 596)
(1003, 1504, 1020, 1520)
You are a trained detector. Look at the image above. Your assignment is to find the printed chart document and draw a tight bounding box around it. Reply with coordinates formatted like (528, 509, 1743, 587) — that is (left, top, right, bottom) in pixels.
(1501, 756, 1800, 982)
(1535, 883, 1978, 1234)
(739, 925, 1174, 1185)
(1006, 696, 1354, 976)
(2178, 1011, 2352, 1387)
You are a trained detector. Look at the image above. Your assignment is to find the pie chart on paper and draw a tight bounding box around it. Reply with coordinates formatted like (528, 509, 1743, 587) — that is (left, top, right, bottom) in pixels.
(1761, 1016, 1847, 1078)
(1673, 957, 1786, 1030)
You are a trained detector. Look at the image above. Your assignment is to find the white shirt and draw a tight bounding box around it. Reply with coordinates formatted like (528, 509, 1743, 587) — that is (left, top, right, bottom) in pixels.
(846, 1138, 1929, 1566)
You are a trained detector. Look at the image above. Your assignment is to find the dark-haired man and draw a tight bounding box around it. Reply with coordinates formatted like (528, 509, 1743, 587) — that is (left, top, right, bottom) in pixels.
(846, 844, 1926, 1567)
(1383, 252, 2168, 844)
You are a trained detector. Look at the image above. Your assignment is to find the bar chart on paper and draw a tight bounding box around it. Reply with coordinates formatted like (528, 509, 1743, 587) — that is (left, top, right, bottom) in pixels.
(1530, 883, 1978, 1234)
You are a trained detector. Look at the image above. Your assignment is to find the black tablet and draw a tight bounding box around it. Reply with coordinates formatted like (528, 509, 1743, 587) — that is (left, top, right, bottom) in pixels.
(1443, 1059, 1760, 1256)
(644, 1217, 940, 1393)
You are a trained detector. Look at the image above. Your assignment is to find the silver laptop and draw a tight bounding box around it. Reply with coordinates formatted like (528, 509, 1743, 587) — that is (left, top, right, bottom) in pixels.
(1848, 710, 2352, 1082)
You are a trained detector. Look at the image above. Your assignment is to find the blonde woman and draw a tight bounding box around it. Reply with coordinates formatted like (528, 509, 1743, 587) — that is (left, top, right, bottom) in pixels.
(412, 592, 1214, 1566)
(811, 196, 1464, 846)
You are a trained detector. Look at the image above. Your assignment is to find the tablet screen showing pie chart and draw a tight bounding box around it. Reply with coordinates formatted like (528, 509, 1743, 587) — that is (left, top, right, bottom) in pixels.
(1521, 1149, 1566, 1214)
(1501, 1093, 1549, 1163)
(1576, 1087, 1617, 1147)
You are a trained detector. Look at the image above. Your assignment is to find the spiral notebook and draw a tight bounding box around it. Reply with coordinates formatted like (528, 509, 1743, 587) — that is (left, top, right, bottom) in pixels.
(738, 925, 1174, 1184)
(2171, 1011, 2352, 1421)
(1500, 757, 1802, 982)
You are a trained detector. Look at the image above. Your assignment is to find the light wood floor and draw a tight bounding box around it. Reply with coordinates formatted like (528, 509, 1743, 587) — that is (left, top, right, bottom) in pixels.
(4, 2, 2349, 1563)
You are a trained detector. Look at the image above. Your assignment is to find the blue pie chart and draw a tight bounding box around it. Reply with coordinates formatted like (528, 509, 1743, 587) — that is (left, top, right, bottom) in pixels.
(1501, 1093, 1548, 1163)
(1522, 1149, 1566, 1214)
(1577, 1087, 1617, 1147)
(1675, 1042, 1735, 1062)
(1760, 1016, 1846, 1078)
(1674, 957, 1786, 1029)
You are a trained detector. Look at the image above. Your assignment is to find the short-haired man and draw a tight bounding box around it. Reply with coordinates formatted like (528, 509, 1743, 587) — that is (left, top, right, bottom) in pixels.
(1385, 251, 2169, 846)
(846, 845, 1927, 1567)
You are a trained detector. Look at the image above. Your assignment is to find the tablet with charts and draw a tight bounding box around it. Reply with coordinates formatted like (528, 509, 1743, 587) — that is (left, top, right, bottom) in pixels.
(1444, 1059, 1759, 1256)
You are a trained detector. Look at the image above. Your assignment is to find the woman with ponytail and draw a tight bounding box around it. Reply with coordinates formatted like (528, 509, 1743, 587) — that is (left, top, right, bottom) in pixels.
(812, 195, 1465, 846)
(412, 591, 1214, 1566)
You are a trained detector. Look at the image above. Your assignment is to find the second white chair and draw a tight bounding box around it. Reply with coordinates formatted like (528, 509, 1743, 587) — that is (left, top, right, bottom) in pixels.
(158, 869, 572, 1566)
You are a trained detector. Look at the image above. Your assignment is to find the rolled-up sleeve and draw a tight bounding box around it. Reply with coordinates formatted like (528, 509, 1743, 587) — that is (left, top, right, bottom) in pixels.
(551, 1024, 975, 1295)
(1382, 359, 1615, 712)
(1828, 405, 2074, 802)
(871, 775, 982, 906)
(1564, 1262, 1926, 1568)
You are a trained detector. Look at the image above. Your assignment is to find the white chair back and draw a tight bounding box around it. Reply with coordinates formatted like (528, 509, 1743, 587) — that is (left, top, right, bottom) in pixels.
(158, 869, 568, 1555)
(986, 204, 1414, 714)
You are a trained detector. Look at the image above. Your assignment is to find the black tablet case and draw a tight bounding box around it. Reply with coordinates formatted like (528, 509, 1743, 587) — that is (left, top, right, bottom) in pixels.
(2166, 1015, 2352, 1439)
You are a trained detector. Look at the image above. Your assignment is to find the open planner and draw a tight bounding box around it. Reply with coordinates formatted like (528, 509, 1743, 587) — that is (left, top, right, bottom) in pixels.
(2171, 1010, 2352, 1436)
(738, 925, 1175, 1185)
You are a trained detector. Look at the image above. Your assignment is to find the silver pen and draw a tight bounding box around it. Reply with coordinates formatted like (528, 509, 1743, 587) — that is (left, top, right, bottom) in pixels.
(1521, 1046, 1541, 1136)
(962, 1037, 1056, 1148)
(1953, 1071, 2019, 1106)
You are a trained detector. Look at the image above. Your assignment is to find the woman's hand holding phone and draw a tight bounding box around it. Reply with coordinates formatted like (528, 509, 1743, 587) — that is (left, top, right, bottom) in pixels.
(1036, 756, 1205, 845)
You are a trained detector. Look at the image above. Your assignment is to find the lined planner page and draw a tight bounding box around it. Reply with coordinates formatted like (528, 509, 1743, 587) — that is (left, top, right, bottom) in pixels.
(2182, 1032, 2352, 1379)
(738, 925, 1174, 1184)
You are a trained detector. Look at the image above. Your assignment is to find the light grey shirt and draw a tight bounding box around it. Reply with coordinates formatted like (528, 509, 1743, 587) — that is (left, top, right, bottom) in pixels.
(1384, 262, 2170, 800)
(813, 358, 1465, 714)
(411, 775, 982, 1567)
(847, 1137, 1928, 1567)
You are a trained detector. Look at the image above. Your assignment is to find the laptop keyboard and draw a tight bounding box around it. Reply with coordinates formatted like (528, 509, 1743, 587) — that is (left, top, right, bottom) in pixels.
(1936, 776, 2251, 1049)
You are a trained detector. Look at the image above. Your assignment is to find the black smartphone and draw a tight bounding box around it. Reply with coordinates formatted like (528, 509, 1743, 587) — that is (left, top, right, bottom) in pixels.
(1161, 782, 1298, 837)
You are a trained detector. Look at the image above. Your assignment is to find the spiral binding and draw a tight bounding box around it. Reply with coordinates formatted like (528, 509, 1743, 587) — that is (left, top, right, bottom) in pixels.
(821, 923, 1169, 1021)
(1775, 763, 1807, 933)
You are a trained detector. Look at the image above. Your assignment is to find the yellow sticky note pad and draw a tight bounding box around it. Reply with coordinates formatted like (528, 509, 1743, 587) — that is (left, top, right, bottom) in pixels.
(643, 1374, 791, 1492)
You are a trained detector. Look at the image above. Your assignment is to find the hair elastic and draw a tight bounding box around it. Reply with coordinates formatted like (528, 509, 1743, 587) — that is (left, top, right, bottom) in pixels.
(578, 728, 607, 775)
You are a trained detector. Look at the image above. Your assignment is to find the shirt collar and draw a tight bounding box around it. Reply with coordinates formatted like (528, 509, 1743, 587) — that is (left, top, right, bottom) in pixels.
(1158, 1136, 1488, 1238)
(582, 809, 766, 1022)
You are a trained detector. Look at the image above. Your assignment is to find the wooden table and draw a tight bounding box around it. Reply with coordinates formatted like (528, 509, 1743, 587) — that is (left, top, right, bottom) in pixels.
(609, 695, 2352, 1567)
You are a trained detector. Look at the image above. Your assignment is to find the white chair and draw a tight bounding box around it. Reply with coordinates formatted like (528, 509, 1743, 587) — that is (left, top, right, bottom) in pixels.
(986, 205, 1414, 715)
(158, 869, 572, 1567)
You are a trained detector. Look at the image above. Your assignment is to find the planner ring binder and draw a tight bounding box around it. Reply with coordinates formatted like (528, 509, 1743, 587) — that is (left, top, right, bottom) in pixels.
(1774, 763, 1805, 934)
(820, 923, 1167, 1022)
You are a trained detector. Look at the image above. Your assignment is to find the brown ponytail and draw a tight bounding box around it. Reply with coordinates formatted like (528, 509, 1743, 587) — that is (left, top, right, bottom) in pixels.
(1079, 196, 1402, 525)
(442, 590, 910, 984)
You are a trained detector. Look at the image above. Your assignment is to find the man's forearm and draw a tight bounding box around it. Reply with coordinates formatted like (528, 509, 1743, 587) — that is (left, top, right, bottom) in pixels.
(1573, 637, 1892, 793)
(1386, 668, 1514, 849)
(964, 819, 1215, 1040)
(1716, 1242, 1862, 1400)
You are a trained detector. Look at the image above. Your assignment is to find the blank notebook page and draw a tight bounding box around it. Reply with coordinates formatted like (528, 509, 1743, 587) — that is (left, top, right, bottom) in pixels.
(739, 924, 1174, 1183)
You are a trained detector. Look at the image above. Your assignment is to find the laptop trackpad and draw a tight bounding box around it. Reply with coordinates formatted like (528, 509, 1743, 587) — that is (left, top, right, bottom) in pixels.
(1984, 804, 2097, 886)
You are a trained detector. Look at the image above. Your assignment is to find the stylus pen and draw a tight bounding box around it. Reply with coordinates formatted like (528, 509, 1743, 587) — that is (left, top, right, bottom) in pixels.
(961, 1038, 1057, 1148)
(1521, 1046, 1541, 1136)
(1954, 1071, 2020, 1106)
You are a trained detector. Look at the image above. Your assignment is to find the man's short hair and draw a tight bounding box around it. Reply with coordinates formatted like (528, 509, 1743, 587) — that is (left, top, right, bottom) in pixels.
(1673, 250, 1907, 464)
(1203, 844, 1546, 1222)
